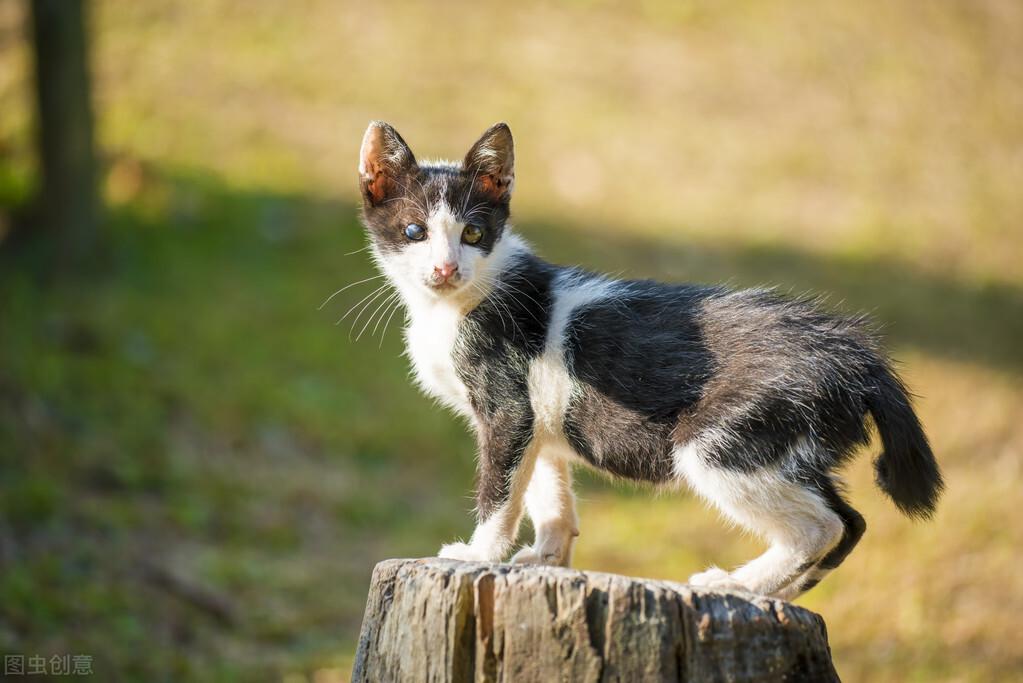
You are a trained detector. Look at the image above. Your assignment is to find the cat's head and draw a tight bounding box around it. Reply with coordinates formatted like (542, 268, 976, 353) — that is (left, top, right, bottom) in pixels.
(358, 121, 516, 303)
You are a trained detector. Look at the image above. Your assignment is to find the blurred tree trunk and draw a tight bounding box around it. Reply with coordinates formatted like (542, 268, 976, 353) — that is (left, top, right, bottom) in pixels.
(29, 0, 99, 270)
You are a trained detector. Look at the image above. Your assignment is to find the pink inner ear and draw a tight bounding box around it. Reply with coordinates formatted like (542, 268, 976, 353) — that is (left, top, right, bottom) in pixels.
(479, 173, 509, 200)
(360, 128, 393, 203)
(364, 168, 389, 204)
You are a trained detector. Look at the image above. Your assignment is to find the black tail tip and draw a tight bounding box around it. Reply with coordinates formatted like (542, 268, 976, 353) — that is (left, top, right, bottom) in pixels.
(874, 453, 944, 520)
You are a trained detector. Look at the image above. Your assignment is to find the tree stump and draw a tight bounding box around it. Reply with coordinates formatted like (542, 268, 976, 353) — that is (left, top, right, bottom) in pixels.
(352, 558, 840, 682)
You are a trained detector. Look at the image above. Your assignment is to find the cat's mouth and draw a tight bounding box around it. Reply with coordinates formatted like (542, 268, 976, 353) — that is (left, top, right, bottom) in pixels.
(428, 281, 460, 293)
(425, 272, 465, 294)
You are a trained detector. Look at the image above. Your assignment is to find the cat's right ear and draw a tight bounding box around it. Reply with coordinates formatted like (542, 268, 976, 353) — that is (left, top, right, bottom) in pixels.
(359, 121, 417, 206)
(464, 123, 514, 202)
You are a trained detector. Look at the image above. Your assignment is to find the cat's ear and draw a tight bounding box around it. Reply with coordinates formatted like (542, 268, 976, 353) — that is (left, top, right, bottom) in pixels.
(464, 123, 514, 201)
(359, 121, 417, 206)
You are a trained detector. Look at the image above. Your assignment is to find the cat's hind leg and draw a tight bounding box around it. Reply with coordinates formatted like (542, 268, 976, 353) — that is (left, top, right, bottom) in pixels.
(773, 479, 866, 600)
(675, 440, 845, 598)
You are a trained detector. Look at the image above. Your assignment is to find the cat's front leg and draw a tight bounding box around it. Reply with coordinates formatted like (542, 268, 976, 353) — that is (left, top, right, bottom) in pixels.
(511, 452, 578, 567)
(438, 419, 537, 563)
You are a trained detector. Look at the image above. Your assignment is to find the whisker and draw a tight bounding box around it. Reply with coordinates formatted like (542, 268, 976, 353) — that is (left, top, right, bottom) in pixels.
(497, 278, 544, 307)
(371, 299, 398, 342)
(348, 286, 392, 340)
(496, 292, 524, 341)
(335, 283, 389, 324)
(491, 279, 545, 326)
(356, 291, 395, 342)
(472, 280, 507, 333)
(364, 292, 401, 341)
(478, 276, 525, 341)
(319, 274, 385, 310)
(378, 296, 405, 349)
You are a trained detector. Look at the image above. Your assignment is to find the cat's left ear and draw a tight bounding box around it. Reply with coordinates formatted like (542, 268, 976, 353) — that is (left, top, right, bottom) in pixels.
(359, 121, 417, 206)
(464, 123, 514, 202)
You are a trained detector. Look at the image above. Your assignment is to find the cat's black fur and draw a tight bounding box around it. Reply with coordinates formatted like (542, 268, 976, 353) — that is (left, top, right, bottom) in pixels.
(459, 253, 943, 515)
(453, 254, 557, 517)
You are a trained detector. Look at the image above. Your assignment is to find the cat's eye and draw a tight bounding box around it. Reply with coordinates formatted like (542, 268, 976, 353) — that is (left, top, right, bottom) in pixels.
(404, 224, 426, 241)
(462, 224, 483, 245)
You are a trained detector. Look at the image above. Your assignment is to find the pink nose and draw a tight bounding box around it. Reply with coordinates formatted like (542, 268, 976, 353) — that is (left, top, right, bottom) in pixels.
(434, 262, 459, 281)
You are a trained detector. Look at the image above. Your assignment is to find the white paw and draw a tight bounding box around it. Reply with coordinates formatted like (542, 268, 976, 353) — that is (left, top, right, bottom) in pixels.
(511, 532, 576, 567)
(438, 542, 489, 562)
(688, 567, 748, 593)
(510, 545, 563, 566)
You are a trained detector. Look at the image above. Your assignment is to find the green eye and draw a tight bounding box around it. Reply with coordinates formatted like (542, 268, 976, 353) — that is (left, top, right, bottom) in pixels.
(404, 224, 426, 241)
(462, 224, 483, 245)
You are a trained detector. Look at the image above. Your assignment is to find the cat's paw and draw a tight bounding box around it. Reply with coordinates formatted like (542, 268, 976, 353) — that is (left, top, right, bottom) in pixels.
(511, 546, 552, 566)
(688, 567, 748, 593)
(510, 543, 571, 567)
(438, 542, 488, 562)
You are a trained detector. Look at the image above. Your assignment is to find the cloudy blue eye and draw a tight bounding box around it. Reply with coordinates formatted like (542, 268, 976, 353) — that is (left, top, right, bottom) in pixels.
(404, 224, 426, 241)
(462, 224, 483, 245)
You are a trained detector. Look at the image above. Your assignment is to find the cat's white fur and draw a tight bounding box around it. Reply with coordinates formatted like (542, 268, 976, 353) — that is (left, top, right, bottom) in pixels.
(375, 197, 526, 418)
(527, 271, 618, 435)
(674, 434, 844, 596)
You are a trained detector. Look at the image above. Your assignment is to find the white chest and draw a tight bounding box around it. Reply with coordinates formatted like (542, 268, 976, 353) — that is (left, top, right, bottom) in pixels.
(405, 304, 472, 416)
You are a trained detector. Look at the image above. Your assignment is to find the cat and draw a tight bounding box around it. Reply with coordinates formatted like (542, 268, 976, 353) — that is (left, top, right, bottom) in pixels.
(355, 120, 943, 599)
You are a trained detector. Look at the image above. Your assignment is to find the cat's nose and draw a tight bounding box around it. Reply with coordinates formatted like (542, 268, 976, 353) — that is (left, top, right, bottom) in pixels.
(434, 262, 459, 281)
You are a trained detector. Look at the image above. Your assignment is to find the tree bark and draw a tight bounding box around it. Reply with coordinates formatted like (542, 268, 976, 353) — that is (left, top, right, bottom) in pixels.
(353, 558, 840, 683)
(29, 0, 99, 269)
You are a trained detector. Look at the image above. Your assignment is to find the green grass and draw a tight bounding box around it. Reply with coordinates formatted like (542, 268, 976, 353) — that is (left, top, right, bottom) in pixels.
(2, 1, 1022, 681)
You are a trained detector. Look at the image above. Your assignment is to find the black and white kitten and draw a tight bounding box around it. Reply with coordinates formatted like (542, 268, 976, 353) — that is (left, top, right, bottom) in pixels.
(356, 121, 943, 599)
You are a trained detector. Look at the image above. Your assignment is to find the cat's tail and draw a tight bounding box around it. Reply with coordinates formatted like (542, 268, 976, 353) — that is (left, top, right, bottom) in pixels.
(865, 363, 943, 519)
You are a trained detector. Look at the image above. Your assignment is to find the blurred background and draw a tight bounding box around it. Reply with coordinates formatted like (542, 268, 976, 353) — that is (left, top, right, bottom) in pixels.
(1, 0, 1021, 680)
